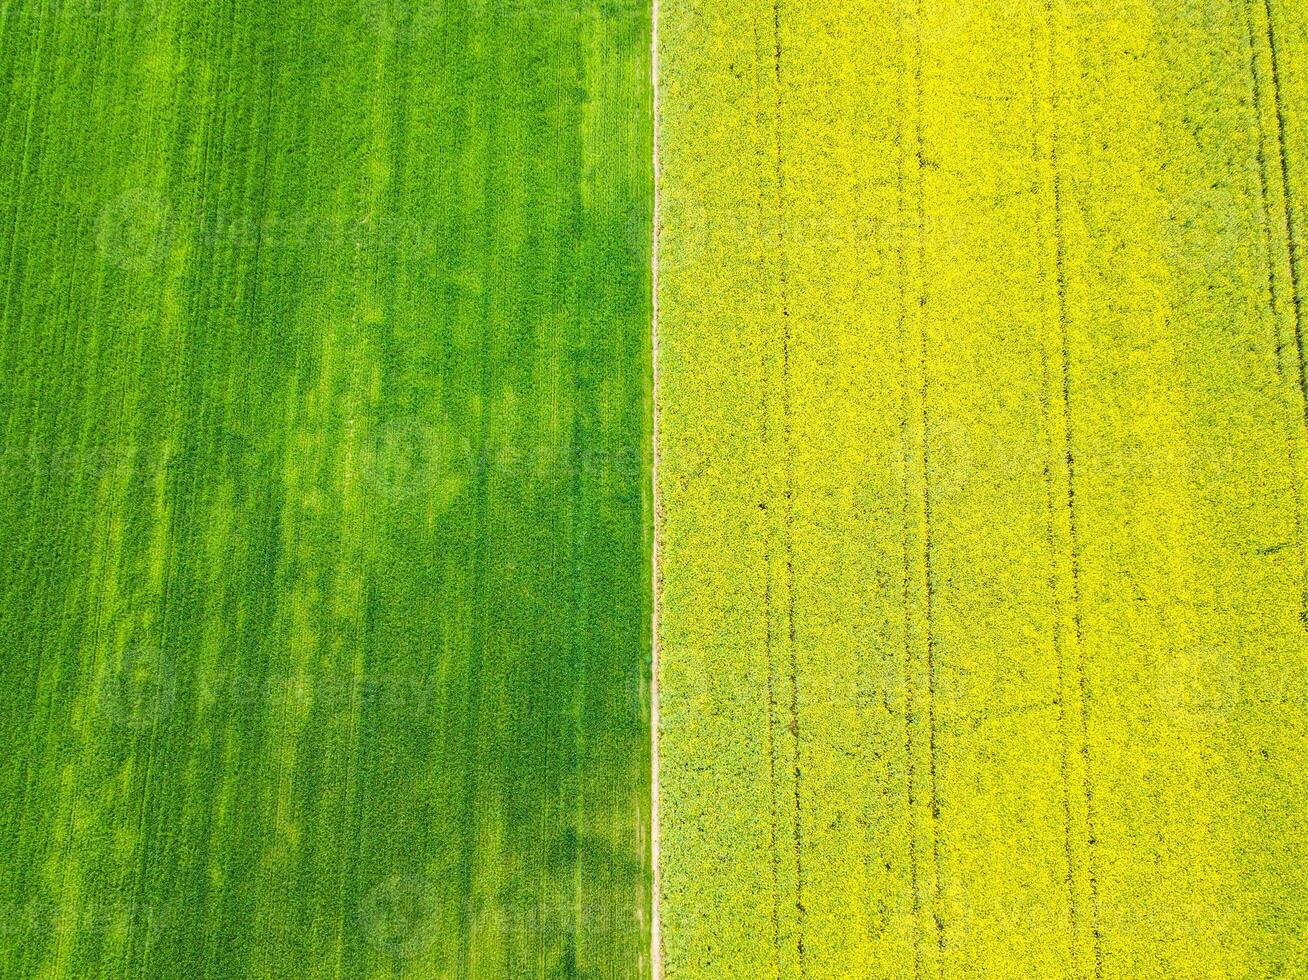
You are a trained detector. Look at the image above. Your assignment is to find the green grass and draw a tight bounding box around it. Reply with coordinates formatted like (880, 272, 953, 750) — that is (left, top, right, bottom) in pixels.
(0, 2, 652, 977)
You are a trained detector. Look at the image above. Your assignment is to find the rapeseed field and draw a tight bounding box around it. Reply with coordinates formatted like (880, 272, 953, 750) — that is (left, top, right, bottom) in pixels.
(657, 0, 1308, 976)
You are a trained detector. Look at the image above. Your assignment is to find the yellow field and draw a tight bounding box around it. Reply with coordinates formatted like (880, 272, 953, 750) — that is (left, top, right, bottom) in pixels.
(656, 0, 1308, 976)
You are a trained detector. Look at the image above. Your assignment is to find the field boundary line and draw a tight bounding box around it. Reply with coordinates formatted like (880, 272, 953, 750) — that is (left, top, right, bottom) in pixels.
(651, 0, 662, 972)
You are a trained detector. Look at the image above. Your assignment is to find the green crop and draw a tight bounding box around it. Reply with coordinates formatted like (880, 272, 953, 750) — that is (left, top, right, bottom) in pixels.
(0, 2, 652, 977)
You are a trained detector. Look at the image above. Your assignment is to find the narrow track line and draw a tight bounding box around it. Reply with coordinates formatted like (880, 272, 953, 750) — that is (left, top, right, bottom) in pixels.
(1245, 0, 1290, 378)
(1262, 0, 1308, 415)
(894, 38, 924, 978)
(908, 6, 945, 967)
(1043, 2, 1103, 974)
(749, 17, 787, 974)
(1257, 0, 1308, 629)
(895, 2, 943, 972)
(1026, 3, 1081, 963)
(769, 3, 807, 972)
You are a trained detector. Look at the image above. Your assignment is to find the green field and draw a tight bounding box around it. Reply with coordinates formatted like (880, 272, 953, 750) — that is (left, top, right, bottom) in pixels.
(0, 2, 652, 977)
(656, 0, 1308, 976)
